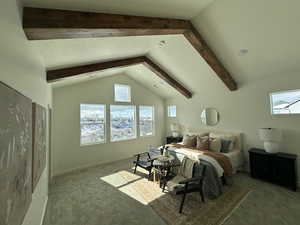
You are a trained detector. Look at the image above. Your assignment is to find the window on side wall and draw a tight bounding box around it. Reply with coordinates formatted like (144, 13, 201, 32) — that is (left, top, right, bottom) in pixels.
(80, 104, 106, 146)
(114, 84, 131, 102)
(139, 106, 155, 137)
(110, 105, 136, 142)
(270, 89, 300, 115)
(167, 105, 177, 117)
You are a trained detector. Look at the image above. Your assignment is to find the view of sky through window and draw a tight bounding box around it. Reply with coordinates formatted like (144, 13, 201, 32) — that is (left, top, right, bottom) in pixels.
(80, 104, 105, 145)
(110, 105, 136, 142)
(270, 89, 300, 114)
(139, 106, 154, 136)
(168, 105, 177, 117)
(114, 84, 131, 102)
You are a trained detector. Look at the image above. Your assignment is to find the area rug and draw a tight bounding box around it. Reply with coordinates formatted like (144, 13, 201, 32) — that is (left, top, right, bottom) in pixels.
(104, 169, 252, 225)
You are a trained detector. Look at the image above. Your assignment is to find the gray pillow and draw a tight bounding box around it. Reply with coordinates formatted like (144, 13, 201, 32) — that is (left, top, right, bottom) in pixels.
(221, 139, 232, 153)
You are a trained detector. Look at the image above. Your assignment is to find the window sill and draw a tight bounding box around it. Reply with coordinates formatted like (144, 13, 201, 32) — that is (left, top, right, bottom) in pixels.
(110, 136, 137, 143)
(80, 141, 106, 147)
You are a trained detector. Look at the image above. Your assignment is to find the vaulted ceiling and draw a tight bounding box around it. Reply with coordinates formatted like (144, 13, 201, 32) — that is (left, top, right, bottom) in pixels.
(23, 0, 300, 99)
(23, 0, 215, 19)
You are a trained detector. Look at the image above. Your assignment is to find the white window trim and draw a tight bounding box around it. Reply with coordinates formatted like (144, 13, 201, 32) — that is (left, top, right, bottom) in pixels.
(110, 105, 137, 142)
(168, 105, 177, 117)
(270, 89, 300, 115)
(114, 84, 131, 103)
(139, 105, 155, 137)
(80, 104, 106, 146)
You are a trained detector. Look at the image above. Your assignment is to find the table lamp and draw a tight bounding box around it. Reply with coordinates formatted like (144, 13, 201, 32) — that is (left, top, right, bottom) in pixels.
(259, 128, 282, 153)
(170, 123, 180, 137)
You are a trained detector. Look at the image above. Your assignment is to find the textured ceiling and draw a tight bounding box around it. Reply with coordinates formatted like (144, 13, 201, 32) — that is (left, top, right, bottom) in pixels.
(22, 0, 215, 19)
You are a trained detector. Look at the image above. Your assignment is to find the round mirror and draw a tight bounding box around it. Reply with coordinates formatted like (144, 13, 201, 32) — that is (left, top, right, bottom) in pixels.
(201, 108, 219, 126)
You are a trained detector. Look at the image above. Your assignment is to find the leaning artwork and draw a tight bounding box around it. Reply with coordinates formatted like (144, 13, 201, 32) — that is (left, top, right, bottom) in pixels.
(32, 103, 47, 192)
(0, 82, 32, 225)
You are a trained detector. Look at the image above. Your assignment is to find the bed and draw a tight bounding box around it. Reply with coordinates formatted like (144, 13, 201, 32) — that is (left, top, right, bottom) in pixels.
(169, 130, 244, 176)
(161, 130, 245, 198)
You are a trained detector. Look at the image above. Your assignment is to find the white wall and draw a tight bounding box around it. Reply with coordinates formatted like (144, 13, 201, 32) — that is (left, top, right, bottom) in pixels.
(52, 73, 165, 176)
(0, 1, 52, 225)
(165, 0, 300, 176)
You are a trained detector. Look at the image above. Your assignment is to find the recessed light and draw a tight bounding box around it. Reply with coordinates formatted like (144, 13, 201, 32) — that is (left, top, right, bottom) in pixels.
(153, 84, 159, 88)
(158, 40, 166, 47)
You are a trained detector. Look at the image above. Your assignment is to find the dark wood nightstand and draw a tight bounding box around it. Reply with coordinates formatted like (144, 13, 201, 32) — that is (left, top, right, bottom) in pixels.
(166, 136, 183, 144)
(249, 148, 298, 191)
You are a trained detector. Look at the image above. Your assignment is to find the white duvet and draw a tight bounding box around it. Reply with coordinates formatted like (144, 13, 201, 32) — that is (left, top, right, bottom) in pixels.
(167, 145, 244, 177)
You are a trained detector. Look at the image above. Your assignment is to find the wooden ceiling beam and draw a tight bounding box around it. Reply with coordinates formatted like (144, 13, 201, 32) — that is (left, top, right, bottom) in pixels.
(23, 7, 237, 91)
(47, 56, 192, 99)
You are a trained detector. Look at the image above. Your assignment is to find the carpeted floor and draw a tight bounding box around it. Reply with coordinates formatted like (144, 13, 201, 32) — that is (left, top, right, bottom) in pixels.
(43, 158, 300, 225)
(105, 169, 251, 225)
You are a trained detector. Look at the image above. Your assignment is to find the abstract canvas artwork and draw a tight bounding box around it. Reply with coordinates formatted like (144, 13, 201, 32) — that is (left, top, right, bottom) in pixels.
(0, 82, 32, 225)
(32, 103, 47, 192)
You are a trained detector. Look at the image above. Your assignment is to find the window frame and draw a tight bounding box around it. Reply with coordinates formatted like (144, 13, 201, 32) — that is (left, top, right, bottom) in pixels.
(80, 104, 106, 146)
(110, 105, 137, 142)
(270, 89, 300, 115)
(114, 84, 131, 103)
(139, 105, 155, 137)
(167, 105, 177, 117)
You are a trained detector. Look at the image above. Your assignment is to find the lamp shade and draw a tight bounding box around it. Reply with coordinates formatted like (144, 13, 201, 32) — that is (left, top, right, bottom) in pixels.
(170, 123, 179, 131)
(259, 128, 282, 142)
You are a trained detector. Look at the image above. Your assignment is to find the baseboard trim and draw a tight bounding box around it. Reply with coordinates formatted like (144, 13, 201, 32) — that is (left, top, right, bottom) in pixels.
(40, 196, 48, 225)
(52, 157, 133, 178)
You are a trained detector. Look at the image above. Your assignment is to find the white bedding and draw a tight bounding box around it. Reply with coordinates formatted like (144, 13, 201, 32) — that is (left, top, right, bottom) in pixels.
(221, 150, 244, 174)
(167, 144, 244, 177)
(167, 146, 224, 177)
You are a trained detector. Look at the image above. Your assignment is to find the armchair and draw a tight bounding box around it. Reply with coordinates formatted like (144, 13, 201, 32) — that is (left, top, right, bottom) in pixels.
(162, 157, 206, 213)
(133, 147, 162, 180)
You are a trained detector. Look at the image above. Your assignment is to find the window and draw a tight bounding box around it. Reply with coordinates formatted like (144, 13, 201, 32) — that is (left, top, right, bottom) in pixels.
(80, 104, 105, 145)
(270, 89, 300, 115)
(139, 106, 154, 136)
(167, 105, 177, 117)
(114, 84, 131, 102)
(110, 105, 136, 142)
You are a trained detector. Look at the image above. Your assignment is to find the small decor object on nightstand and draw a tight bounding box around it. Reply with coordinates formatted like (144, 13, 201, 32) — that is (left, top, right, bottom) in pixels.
(258, 128, 282, 153)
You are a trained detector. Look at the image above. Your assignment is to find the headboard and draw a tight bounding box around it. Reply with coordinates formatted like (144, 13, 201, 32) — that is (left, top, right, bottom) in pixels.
(181, 127, 243, 152)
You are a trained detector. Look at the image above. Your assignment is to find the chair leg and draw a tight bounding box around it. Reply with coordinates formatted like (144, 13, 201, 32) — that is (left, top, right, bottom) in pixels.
(162, 182, 166, 192)
(148, 169, 152, 180)
(134, 164, 138, 174)
(179, 192, 187, 214)
(200, 181, 205, 203)
(179, 184, 189, 213)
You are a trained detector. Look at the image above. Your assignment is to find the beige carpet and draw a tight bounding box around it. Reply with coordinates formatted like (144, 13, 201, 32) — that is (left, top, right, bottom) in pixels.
(103, 169, 251, 225)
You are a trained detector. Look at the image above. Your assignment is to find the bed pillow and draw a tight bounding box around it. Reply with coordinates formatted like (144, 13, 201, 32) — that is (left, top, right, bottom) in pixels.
(196, 136, 209, 150)
(182, 134, 197, 147)
(220, 139, 232, 153)
(209, 138, 222, 152)
(209, 133, 236, 152)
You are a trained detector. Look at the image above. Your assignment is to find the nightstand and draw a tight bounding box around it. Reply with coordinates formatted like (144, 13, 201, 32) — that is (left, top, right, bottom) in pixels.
(249, 148, 297, 191)
(166, 136, 183, 144)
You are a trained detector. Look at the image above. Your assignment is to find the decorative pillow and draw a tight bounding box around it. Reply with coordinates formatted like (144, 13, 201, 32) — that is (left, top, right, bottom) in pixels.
(209, 138, 222, 152)
(182, 134, 197, 147)
(209, 133, 236, 152)
(220, 139, 232, 153)
(196, 136, 209, 150)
